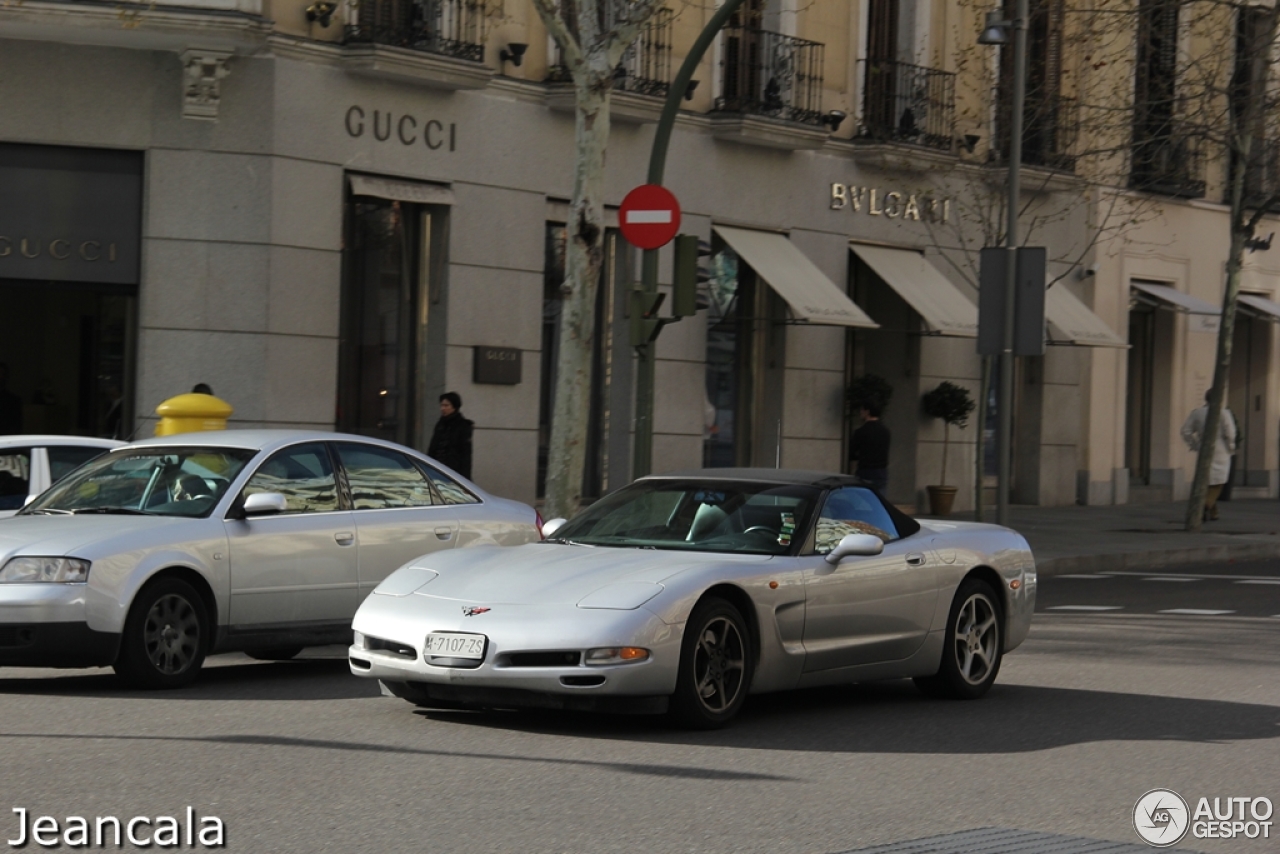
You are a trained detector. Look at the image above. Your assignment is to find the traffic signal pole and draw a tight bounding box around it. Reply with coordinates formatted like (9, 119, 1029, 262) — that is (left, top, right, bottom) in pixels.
(632, 0, 748, 479)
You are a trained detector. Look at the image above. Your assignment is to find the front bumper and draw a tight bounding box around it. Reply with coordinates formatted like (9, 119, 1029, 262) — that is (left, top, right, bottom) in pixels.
(0, 584, 118, 668)
(349, 594, 684, 703)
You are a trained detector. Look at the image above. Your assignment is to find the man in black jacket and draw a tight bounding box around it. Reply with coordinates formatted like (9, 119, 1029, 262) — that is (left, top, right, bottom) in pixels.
(428, 392, 474, 479)
(849, 403, 890, 492)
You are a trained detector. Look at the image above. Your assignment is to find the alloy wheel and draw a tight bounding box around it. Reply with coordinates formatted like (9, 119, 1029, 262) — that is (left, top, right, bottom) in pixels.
(143, 593, 201, 675)
(693, 615, 746, 713)
(953, 592, 999, 686)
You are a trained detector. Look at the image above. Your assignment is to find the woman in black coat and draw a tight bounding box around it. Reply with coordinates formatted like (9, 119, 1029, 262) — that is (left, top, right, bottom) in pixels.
(427, 392, 474, 479)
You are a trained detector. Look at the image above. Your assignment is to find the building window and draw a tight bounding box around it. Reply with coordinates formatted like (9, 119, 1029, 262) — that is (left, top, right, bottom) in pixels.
(1131, 0, 1205, 197)
(338, 193, 447, 449)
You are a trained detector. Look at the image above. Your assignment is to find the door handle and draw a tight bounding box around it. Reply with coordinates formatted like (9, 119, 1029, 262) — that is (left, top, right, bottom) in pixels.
(906, 553, 926, 566)
(335, 532, 355, 546)
(434, 527, 454, 540)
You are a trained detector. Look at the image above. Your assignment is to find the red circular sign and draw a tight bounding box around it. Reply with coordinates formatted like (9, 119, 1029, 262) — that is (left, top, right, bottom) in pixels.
(619, 184, 681, 250)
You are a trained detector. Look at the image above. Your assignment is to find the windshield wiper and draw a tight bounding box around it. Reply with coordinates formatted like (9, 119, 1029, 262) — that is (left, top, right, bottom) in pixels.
(20, 508, 73, 515)
(71, 507, 154, 516)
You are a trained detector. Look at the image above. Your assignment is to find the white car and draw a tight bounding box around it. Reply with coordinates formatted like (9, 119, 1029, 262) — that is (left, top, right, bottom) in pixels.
(0, 436, 124, 518)
(0, 430, 541, 687)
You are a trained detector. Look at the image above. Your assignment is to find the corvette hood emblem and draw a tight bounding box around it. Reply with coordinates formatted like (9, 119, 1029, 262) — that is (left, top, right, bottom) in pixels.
(462, 606, 491, 616)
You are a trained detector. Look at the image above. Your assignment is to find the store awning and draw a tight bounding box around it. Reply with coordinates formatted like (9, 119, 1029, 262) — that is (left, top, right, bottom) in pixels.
(1238, 292, 1280, 322)
(713, 225, 877, 328)
(1131, 282, 1220, 315)
(1046, 286, 1127, 347)
(348, 174, 455, 205)
(849, 243, 978, 337)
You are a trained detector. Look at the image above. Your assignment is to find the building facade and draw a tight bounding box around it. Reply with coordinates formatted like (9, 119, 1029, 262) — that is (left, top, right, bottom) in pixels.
(1, 0, 1275, 509)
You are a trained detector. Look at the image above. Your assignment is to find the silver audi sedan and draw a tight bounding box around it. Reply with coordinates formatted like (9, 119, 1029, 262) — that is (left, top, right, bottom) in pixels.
(0, 430, 540, 688)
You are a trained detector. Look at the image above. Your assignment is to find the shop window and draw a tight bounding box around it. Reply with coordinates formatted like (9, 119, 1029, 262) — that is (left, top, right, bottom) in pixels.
(338, 193, 448, 450)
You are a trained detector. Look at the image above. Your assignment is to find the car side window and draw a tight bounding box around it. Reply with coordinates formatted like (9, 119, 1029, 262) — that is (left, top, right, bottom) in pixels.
(813, 486, 900, 552)
(242, 443, 339, 513)
(0, 448, 32, 510)
(47, 446, 110, 483)
(335, 443, 437, 510)
(421, 464, 480, 505)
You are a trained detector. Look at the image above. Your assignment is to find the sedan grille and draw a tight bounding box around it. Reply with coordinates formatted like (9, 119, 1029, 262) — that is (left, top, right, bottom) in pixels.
(365, 636, 417, 659)
(499, 651, 582, 667)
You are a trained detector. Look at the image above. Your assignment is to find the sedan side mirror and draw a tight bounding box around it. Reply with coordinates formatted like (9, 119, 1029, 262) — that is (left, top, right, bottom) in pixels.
(243, 492, 287, 517)
(824, 533, 884, 564)
(541, 517, 568, 538)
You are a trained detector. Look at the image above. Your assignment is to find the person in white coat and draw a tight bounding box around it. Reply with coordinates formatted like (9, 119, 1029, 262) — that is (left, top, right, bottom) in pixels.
(1180, 391, 1239, 521)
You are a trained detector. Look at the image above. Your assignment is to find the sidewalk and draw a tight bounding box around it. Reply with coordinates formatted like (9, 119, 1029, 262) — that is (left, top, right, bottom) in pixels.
(934, 498, 1280, 576)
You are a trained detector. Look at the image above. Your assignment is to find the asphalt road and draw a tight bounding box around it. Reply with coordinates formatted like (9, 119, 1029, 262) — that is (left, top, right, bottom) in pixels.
(1, 559, 1277, 853)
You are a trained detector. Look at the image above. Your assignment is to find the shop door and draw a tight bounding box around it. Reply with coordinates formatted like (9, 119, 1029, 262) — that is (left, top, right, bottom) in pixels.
(1126, 305, 1156, 485)
(1229, 310, 1271, 490)
(338, 195, 447, 451)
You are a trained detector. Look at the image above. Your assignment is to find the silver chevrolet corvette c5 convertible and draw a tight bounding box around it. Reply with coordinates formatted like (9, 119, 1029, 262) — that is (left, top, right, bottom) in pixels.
(350, 469, 1037, 729)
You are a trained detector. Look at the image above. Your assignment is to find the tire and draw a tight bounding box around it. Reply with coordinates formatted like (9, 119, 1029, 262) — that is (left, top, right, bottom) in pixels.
(668, 597, 754, 729)
(914, 578, 1003, 700)
(245, 648, 304, 661)
(113, 578, 208, 689)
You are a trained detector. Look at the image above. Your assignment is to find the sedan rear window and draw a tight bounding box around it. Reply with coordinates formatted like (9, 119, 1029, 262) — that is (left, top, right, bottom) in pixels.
(23, 448, 254, 518)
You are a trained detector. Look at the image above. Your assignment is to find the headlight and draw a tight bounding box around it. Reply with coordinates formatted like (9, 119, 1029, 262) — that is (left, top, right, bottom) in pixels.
(585, 647, 650, 666)
(0, 557, 91, 584)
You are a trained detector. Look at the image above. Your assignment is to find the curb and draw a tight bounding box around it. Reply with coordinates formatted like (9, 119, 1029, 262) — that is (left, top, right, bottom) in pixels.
(1036, 541, 1280, 576)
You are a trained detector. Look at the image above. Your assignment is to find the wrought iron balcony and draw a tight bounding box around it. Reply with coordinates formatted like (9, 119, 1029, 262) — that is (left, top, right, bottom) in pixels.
(547, 8, 673, 97)
(1232, 140, 1280, 210)
(715, 26, 825, 126)
(344, 0, 490, 63)
(1130, 128, 1207, 198)
(857, 60, 955, 152)
(992, 93, 1079, 171)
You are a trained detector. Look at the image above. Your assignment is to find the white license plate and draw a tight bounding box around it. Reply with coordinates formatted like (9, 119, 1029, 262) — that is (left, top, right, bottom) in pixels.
(424, 632, 486, 660)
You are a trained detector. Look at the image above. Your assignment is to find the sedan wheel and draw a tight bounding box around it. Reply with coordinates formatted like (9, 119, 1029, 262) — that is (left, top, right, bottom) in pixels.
(914, 578, 1003, 700)
(670, 597, 753, 729)
(113, 578, 207, 689)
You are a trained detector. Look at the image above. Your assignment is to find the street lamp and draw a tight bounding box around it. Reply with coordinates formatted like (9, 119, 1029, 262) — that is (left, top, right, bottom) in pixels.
(980, 1, 1027, 527)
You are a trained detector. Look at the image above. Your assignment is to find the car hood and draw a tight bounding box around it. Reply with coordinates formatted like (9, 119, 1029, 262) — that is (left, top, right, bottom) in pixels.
(0, 514, 199, 561)
(394, 542, 771, 606)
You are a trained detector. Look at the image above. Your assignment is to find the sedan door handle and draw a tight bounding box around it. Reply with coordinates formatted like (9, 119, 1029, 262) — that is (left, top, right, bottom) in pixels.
(434, 526, 454, 541)
(335, 532, 355, 546)
(906, 553, 926, 566)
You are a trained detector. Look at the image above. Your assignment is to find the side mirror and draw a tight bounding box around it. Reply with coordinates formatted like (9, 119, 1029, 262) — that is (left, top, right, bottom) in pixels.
(242, 492, 287, 517)
(541, 517, 568, 538)
(824, 533, 884, 564)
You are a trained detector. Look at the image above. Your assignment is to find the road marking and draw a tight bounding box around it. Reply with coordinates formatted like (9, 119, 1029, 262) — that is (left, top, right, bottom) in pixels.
(1046, 605, 1124, 611)
(1158, 608, 1236, 615)
(1236, 579, 1280, 585)
(1142, 576, 1200, 582)
(1102, 570, 1280, 582)
(624, 210, 673, 224)
(1056, 574, 1112, 579)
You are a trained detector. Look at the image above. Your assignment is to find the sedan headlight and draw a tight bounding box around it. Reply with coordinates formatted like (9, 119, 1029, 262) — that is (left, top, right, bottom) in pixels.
(585, 647, 650, 666)
(0, 557, 91, 584)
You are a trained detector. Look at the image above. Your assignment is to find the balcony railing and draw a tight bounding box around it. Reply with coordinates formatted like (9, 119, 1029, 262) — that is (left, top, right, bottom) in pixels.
(715, 27, 825, 126)
(344, 0, 490, 63)
(857, 60, 955, 151)
(548, 8, 673, 97)
(1233, 140, 1280, 210)
(993, 93, 1079, 171)
(1130, 128, 1207, 198)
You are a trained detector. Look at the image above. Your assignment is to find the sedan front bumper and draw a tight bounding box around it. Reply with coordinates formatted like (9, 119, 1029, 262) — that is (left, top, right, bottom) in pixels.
(0, 583, 118, 667)
(349, 593, 685, 708)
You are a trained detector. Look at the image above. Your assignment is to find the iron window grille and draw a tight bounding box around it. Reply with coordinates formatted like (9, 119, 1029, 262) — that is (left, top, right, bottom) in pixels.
(991, 91, 1079, 171)
(1130, 127, 1207, 198)
(715, 26, 825, 126)
(345, 0, 491, 63)
(547, 8, 673, 98)
(857, 59, 956, 152)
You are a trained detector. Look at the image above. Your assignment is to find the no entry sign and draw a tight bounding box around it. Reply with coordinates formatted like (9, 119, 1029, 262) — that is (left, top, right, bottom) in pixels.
(619, 184, 681, 249)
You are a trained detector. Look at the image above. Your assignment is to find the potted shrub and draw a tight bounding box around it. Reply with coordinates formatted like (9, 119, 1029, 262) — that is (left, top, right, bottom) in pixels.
(921, 381, 975, 516)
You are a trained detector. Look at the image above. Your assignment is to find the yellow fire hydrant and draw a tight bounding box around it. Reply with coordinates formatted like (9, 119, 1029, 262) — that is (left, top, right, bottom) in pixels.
(154, 393, 234, 436)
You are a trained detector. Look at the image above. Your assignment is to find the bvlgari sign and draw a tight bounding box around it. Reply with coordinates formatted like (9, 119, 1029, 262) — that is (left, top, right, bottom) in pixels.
(0, 144, 142, 285)
(830, 184, 952, 222)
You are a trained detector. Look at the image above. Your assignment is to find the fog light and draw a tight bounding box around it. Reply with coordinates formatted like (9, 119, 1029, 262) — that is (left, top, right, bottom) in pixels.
(585, 647, 650, 665)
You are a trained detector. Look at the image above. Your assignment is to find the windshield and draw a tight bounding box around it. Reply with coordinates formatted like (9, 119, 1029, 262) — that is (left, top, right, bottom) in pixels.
(548, 479, 819, 555)
(23, 447, 256, 518)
